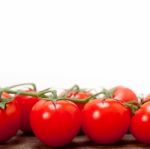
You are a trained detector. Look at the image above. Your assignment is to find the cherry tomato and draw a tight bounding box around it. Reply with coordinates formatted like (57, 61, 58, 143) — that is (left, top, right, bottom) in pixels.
(0, 100, 21, 143)
(130, 101, 150, 143)
(82, 99, 131, 144)
(30, 100, 81, 147)
(113, 86, 138, 103)
(15, 91, 39, 133)
(66, 91, 92, 110)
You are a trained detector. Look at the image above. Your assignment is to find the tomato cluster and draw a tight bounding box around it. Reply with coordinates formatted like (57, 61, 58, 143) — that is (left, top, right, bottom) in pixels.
(1, 83, 150, 147)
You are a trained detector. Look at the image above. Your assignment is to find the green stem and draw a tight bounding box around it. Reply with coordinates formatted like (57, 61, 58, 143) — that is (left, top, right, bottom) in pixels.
(4, 90, 39, 97)
(38, 88, 51, 94)
(3, 83, 37, 91)
(142, 99, 150, 104)
(123, 101, 140, 114)
(70, 84, 80, 92)
(50, 90, 58, 99)
(40, 90, 58, 99)
(58, 91, 106, 103)
(0, 88, 58, 100)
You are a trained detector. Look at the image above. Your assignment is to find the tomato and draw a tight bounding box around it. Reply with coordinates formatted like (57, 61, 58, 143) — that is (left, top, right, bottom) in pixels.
(0, 100, 21, 143)
(66, 91, 92, 110)
(130, 101, 150, 143)
(15, 91, 39, 133)
(30, 100, 81, 147)
(82, 99, 131, 144)
(113, 86, 138, 103)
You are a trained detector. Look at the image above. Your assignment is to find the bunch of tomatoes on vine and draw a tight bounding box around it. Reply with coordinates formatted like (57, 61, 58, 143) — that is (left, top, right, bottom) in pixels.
(1, 83, 150, 147)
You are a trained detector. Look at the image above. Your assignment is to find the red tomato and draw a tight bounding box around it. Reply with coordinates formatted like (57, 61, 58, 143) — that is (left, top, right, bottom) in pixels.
(30, 100, 81, 147)
(66, 91, 92, 110)
(130, 101, 150, 143)
(0, 100, 21, 143)
(82, 99, 131, 144)
(15, 92, 39, 133)
(113, 86, 138, 103)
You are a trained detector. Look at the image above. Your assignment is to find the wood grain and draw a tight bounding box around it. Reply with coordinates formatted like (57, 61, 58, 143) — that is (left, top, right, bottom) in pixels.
(0, 134, 149, 149)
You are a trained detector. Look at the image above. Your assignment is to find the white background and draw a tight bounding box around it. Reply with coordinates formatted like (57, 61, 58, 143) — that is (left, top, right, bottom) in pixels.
(0, 1, 150, 95)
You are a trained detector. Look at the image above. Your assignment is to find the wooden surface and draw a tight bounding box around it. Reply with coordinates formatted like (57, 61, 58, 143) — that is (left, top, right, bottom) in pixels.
(0, 134, 149, 149)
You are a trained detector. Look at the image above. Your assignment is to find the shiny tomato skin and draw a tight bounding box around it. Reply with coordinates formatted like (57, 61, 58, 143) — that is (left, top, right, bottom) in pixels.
(130, 102, 150, 143)
(0, 100, 21, 143)
(113, 86, 138, 103)
(82, 99, 131, 144)
(67, 91, 92, 110)
(15, 94, 39, 133)
(30, 100, 81, 147)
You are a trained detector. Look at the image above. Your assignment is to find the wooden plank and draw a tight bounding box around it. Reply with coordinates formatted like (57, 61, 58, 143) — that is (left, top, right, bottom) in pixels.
(0, 134, 149, 149)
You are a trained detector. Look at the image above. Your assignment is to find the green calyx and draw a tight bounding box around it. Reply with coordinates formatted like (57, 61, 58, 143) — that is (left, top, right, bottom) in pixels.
(0, 98, 13, 109)
(60, 84, 81, 98)
(124, 101, 141, 114)
(99, 87, 116, 99)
